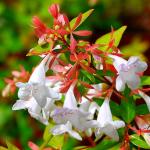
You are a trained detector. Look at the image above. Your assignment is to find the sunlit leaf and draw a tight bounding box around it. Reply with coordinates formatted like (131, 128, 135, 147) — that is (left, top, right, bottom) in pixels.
(48, 135, 64, 149)
(130, 134, 150, 149)
(70, 9, 94, 30)
(141, 76, 150, 86)
(27, 43, 51, 56)
(96, 26, 127, 50)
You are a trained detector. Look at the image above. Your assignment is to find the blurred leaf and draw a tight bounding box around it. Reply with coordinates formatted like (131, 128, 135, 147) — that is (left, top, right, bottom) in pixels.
(95, 26, 127, 50)
(0, 146, 8, 150)
(121, 37, 149, 60)
(70, 9, 94, 30)
(130, 134, 150, 149)
(141, 76, 150, 86)
(74, 146, 88, 150)
(0, 104, 12, 129)
(62, 137, 77, 150)
(6, 140, 19, 150)
(89, 139, 118, 150)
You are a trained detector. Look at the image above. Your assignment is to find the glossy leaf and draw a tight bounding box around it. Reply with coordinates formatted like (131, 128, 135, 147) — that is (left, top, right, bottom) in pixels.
(120, 99, 136, 123)
(95, 26, 127, 50)
(70, 9, 94, 30)
(130, 134, 150, 149)
(141, 76, 150, 86)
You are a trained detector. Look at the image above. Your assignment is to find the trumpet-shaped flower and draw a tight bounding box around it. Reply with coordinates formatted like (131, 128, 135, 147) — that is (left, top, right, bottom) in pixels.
(51, 121, 82, 140)
(50, 81, 97, 140)
(109, 55, 147, 91)
(95, 97, 125, 141)
(12, 54, 61, 124)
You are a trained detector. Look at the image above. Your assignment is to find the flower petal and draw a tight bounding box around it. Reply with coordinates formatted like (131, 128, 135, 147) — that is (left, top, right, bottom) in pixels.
(109, 55, 127, 72)
(139, 91, 150, 112)
(126, 74, 140, 90)
(116, 76, 125, 91)
(97, 98, 112, 125)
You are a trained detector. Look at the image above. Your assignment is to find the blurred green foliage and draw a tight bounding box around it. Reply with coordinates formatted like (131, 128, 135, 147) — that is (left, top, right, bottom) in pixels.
(0, 0, 150, 149)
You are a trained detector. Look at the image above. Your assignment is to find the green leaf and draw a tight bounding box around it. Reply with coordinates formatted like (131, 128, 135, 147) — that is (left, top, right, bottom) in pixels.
(141, 76, 150, 86)
(48, 135, 64, 149)
(70, 9, 94, 30)
(6, 141, 19, 150)
(96, 26, 127, 50)
(88, 139, 118, 150)
(130, 134, 150, 149)
(27, 43, 51, 56)
(120, 99, 136, 123)
(136, 104, 149, 115)
(74, 146, 88, 150)
(43, 123, 54, 141)
(62, 137, 77, 150)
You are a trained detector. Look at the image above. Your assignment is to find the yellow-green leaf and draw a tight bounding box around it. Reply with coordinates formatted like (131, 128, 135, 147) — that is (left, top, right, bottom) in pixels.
(70, 9, 94, 30)
(0, 146, 8, 150)
(130, 134, 150, 149)
(6, 141, 19, 150)
(96, 26, 127, 50)
(27, 43, 51, 56)
(48, 134, 64, 149)
(43, 123, 54, 141)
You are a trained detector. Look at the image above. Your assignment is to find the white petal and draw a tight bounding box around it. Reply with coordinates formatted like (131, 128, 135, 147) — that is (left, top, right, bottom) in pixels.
(102, 123, 119, 141)
(128, 56, 147, 73)
(143, 134, 150, 146)
(89, 102, 100, 115)
(109, 55, 127, 72)
(28, 110, 48, 125)
(116, 76, 125, 91)
(68, 129, 82, 141)
(63, 84, 77, 109)
(51, 124, 67, 135)
(12, 100, 30, 110)
(97, 98, 112, 125)
(126, 74, 140, 90)
(139, 91, 150, 112)
(112, 120, 125, 129)
(29, 54, 51, 84)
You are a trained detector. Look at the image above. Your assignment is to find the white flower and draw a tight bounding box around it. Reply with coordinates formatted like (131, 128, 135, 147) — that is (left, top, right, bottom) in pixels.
(51, 121, 82, 141)
(109, 55, 147, 91)
(138, 91, 150, 112)
(95, 97, 125, 141)
(12, 54, 61, 124)
(50, 81, 97, 140)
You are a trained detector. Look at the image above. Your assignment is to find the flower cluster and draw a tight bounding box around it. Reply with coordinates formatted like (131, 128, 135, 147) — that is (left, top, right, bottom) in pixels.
(8, 3, 150, 149)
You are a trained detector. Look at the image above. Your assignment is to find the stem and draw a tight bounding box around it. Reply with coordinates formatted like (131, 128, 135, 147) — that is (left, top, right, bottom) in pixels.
(39, 135, 52, 150)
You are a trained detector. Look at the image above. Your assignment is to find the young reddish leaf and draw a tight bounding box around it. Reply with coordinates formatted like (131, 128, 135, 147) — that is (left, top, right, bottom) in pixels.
(80, 63, 95, 74)
(28, 141, 39, 150)
(32, 16, 47, 37)
(63, 14, 71, 29)
(70, 34, 77, 53)
(70, 9, 94, 30)
(66, 64, 78, 79)
(73, 30, 92, 36)
(48, 4, 59, 18)
(80, 81, 94, 89)
(72, 13, 82, 31)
